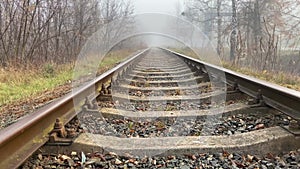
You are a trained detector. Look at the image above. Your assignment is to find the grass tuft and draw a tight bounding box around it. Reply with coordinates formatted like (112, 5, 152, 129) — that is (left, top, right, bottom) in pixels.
(42, 63, 56, 78)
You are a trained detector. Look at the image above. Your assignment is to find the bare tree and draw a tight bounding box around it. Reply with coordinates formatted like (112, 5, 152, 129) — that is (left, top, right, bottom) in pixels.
(0, 0, 134, 68)
(185, 0, 300, 74)
(184, 0, 232, 58)
(99, 0, 134, 49)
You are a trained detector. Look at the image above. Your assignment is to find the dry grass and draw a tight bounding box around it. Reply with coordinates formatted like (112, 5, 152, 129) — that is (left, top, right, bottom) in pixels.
(222, 62, 300, 91)
(0, 63, 74, 106)
(172, 47, 300, 91)
(0, 49, 136, 107)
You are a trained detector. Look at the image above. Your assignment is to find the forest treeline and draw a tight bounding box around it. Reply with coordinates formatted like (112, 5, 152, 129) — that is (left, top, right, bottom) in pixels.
(184, 0, 300, 74)
(0, 0, 133, 67)
(1, 0, 300, 75)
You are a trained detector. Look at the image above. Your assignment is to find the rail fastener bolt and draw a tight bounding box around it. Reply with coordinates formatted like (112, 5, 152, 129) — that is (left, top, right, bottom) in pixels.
(52, 118, 67, 138)
(289, 120, 300, 130)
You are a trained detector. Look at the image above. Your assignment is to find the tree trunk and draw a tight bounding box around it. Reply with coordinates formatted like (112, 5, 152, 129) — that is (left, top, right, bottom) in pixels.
(230, 0, 237, 62)
(216, 0, 222, 57)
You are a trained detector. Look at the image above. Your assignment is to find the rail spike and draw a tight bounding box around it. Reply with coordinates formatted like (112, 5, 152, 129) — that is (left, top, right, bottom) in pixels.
(256, 89, 265, 106)
(97, 83, 112, 102)
(232, 81, 240, 92)
(85, 97, 93, 109)
(247, 89, 265, 106)
(48, 119, 72, 145)
(52, 119, 66, 138)
(283, 119, 300, 136)
(117, 72, 121, 81)
(111, 77, 115, 85)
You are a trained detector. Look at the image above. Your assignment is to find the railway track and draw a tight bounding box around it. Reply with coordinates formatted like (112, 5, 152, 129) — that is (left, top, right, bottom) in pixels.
(1, 48, 300, 168)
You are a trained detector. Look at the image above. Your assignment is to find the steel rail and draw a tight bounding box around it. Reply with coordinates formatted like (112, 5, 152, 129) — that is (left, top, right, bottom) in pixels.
(163, 48, 300, 121)
(1, 47, 300, 168)
(0, 49, 149, 169)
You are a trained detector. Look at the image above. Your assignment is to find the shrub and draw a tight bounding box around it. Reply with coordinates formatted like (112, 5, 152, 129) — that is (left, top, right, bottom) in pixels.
(43, 64, 55, 78)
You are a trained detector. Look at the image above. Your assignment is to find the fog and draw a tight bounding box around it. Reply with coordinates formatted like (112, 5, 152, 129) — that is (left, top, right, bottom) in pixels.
(132, 0, 184, 15)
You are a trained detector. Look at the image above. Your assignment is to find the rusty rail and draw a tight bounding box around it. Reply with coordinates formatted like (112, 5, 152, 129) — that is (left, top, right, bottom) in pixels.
(0, 49, 148, 169)
(163, 48, 300, 121)
(1, 47, 300, 168)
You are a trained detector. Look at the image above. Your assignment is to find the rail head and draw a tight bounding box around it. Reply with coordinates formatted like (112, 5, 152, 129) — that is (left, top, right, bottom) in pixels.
(0, 48, 149, 169)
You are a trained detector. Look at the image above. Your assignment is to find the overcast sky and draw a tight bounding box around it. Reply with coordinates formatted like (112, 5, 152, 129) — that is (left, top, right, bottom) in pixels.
(132, 0, 185, 15)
